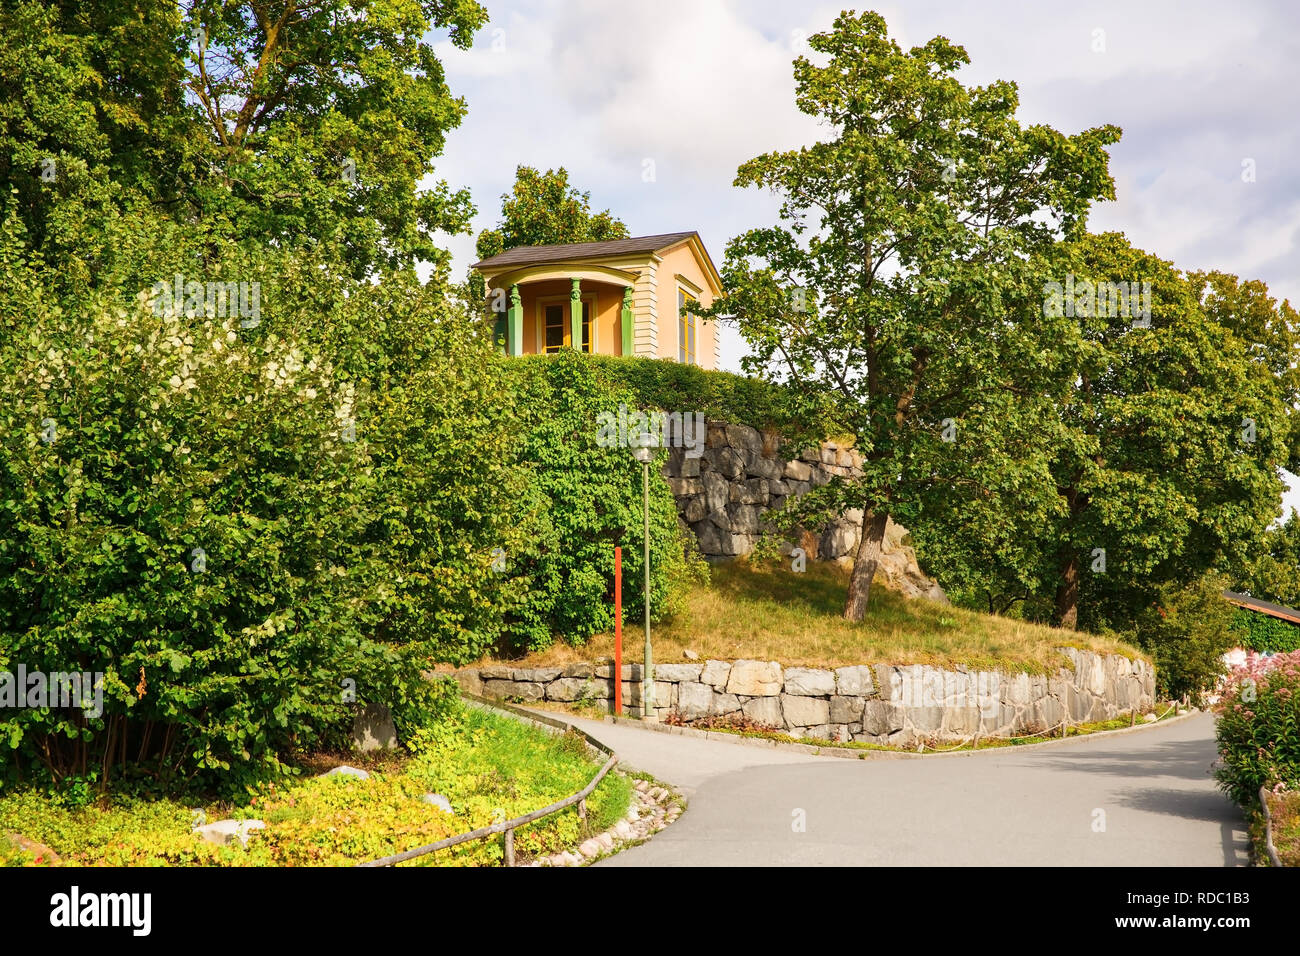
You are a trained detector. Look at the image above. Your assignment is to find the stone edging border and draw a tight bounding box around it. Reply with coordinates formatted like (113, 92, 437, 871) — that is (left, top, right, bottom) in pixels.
(601, 708, 1201, 760)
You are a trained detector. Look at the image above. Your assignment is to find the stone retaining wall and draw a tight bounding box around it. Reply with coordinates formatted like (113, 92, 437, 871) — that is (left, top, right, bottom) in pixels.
(452, 649, 1155, 745)
(663, 422, 947, 601)
(663, 423, 863, 561)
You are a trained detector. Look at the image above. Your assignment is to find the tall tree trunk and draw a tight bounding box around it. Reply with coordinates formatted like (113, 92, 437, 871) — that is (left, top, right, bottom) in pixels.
(1054, 554, 1079, 629)
(843, 510, 890, 622)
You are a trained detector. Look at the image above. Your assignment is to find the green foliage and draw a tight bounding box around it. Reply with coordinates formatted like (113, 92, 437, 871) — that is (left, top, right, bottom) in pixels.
(1125, 575, 1237, 702)
(495, 352, 708, 653)
(914, 236, 1296, 640)
(0, 211, 527, 793)
(1215, 650, 1300, 807)
(0, 1, 706, 797)
(1050, 241, 1290, 630)
(0, 705, 633, 866)
(0, 0, 190, 270)
(1235, 511, 1300, 609)
(695, 10, 1121, 620)
(567, 353, 839, 446)
(1229, 609, 1300, 655)
(0, 0, 487, 281)
(474, 165, 629, 261)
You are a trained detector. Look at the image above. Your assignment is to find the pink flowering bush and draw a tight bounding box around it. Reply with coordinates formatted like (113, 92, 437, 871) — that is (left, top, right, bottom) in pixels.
(1214, 649, 1300, 806)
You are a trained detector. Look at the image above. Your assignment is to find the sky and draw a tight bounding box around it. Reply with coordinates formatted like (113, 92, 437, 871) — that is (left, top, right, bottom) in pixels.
(425, 0, 1300, 517)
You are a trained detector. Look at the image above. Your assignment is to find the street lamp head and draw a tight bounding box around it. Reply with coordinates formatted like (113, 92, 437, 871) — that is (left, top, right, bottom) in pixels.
(630, 425, 658, 464)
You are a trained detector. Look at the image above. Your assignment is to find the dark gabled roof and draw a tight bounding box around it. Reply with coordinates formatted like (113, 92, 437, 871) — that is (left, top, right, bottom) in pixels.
(1223, 590, 1300, 625)
(471, 231, 700, 272)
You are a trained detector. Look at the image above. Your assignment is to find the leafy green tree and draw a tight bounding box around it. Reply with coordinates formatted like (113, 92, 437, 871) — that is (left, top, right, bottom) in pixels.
(1237, 511, 1300, 608)
(0, 0, 488, 280)
(182, 0, 487, 276)
(1128, 573, 1238, 703)
(1043, 237, 1293, 630)
(0, 0, 192, 276)
(913, 237, 1296, 633)
(474, 165, 629, 263)
(0, 207, 532, 793)
(698, 11, 1119, 621)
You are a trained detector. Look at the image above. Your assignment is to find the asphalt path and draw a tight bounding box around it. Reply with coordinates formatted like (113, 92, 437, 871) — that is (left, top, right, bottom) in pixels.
(571, 711, 1246, 866)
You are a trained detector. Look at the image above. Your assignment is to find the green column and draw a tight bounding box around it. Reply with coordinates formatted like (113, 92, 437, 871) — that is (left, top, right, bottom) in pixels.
(621, 286, 635, 356)
(507, 285, 522, 356)
(569, 278, 583, 351)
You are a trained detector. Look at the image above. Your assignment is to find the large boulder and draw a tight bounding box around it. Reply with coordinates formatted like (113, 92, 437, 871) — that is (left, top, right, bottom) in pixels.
(781, 694, 830, 727)
(655, 663, 704, 682)
(830, 695, 866, 723)
(700, 659, 731, 690)
(873, 517, 949, 603)
(352, 704, 397, 751)
(834, 665, 874, 697)
(482, 679, 545, 701)
(741, 696, 783, 727)
(195, 819, 265, 848)
(676, 681, 714, 720)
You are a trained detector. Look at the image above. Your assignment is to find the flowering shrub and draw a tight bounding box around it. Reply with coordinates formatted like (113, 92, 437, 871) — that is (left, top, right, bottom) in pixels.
(1214, 649, 1300, 806)
(0, 214, 522, 795)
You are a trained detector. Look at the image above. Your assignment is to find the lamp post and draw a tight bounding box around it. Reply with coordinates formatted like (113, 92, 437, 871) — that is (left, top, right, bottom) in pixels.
(631, 431, 657, 719)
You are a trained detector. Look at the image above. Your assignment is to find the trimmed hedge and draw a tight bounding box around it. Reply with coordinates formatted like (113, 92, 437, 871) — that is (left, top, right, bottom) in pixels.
(521, 353, 844, 446)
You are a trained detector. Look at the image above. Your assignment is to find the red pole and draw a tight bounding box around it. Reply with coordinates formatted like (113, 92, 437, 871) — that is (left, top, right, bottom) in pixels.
(613, 546, 623, 716)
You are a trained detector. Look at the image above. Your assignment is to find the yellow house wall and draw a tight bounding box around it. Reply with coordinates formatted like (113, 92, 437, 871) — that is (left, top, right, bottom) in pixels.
(653, 242, 718, 370)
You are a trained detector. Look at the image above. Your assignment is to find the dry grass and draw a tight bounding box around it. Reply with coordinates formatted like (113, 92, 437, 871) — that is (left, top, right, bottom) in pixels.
(483, 559, 1147, 673)
(1263, 790, 1300, 867)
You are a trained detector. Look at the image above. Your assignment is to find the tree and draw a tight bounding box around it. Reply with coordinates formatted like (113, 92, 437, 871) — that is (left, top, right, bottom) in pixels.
(1043, 237, 1293, 630)
(0, 203, 544, 792)
(699, 11, 1119, 621)
(0, 0, 488, 281)
(0, 0, 191, 275)
(474, 164, 628, 262)
(912, 236, 1297, 633)
(1237, 511, 1300, 608)
(1130, 573, 1238, 703)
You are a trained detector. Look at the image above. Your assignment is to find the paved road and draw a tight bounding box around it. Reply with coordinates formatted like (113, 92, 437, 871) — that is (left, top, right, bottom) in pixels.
(571, 712, 1247, 866)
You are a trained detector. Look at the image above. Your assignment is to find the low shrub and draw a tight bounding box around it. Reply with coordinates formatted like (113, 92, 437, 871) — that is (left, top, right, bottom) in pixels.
(0, 704, 632, 866)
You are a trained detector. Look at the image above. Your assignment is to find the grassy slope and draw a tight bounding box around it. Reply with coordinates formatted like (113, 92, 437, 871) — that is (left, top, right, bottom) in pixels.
(0, 705, 630, 867)
(510, 559, 1146, 673)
